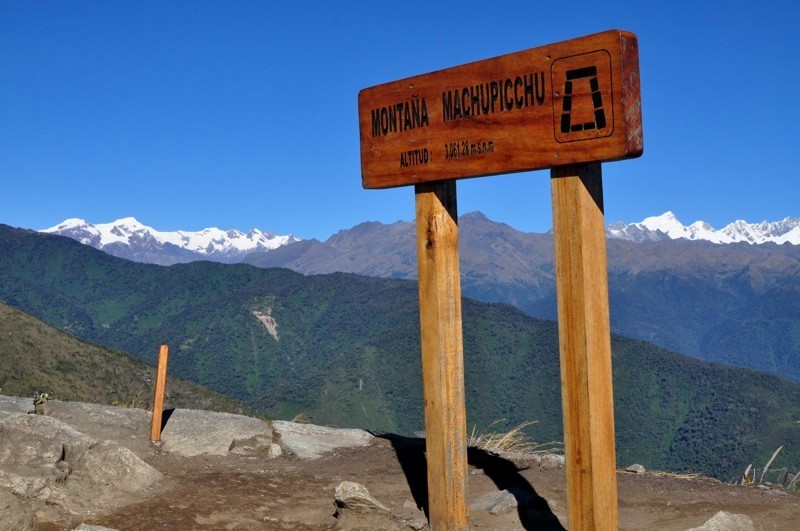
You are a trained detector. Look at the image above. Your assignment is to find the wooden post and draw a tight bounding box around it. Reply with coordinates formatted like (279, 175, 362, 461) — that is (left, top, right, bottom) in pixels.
(550, 163, 618, 530)
(414, 180, 469, 531)
(150, 344, 169, 442)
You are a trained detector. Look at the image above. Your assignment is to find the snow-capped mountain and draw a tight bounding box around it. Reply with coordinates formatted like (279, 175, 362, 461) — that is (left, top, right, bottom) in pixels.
(607, 212, 800, 245)
(42, 217, 300, 265)
(41, 211, 799, 269)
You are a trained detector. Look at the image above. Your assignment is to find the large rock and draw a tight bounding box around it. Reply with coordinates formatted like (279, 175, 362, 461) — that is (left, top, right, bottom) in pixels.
(0, 414, 93, 497)
(47, 401, 152, 457)
(272, 420, 373, 459)
(0, 489, 35, 530)
(0, 413, 161, 516)
(160, 409, 272, 457)
(71, 440, 163, 492)
(0, 394, 35, 419)
(686, 510, 755, 531)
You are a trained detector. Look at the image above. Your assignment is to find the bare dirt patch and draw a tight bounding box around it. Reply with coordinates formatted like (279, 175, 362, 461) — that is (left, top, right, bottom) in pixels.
(52, 439, 799, 530)
(252, 308, 279, 341)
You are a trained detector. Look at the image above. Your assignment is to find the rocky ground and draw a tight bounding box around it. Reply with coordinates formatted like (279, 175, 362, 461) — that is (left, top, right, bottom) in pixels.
(1, 395, 798, 530)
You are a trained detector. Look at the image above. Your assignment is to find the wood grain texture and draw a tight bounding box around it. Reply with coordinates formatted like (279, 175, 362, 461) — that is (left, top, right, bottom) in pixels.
(414, 181, 469, 530)
(360, 30, 642, 189)
(550, 164, 618, 530)
(150, 344, 169, 442)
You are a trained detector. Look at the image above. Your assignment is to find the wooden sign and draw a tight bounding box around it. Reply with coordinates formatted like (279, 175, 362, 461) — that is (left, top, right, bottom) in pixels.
(358, 30, 643, 530)
(358, 30, 642, 188)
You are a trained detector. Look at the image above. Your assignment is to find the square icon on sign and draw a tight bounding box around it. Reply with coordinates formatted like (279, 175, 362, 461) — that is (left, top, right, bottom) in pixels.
(551, 50, 614, 143)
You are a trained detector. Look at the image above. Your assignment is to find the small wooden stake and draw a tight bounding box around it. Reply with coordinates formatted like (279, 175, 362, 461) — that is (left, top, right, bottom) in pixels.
(150, 344, 169, 442)
(550, 163, 618, 530)
(414, 180, 469, 530)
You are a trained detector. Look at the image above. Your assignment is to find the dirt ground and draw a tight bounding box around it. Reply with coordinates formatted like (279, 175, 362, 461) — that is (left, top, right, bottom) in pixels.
(33, 433, 800, 531)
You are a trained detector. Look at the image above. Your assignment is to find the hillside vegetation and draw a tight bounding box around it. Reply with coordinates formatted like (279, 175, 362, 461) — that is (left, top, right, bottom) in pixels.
(0, 301, 252, 415)
(1, 225, 799, 480)
(245, 213, 800, 382)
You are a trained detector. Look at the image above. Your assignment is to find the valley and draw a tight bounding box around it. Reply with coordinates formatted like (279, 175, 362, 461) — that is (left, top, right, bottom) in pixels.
(42, 212, 800, 382)
(1, 223, 799, 482)
(242, 213, 800, 382)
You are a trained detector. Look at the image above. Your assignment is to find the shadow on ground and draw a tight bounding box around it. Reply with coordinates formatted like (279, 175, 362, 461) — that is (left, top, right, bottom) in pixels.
(379, 434, 565, 531)
(160, 407, 175, 431)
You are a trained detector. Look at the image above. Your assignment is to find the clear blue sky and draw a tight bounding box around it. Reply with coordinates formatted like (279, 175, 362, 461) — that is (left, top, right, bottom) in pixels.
(2, 1, 797, 239)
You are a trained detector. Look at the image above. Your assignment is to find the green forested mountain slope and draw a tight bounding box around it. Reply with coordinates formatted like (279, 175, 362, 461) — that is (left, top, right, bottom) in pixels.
(1, 224, 799, 480)
(0, 301, 252, 415)
(244, 214, 800, 382)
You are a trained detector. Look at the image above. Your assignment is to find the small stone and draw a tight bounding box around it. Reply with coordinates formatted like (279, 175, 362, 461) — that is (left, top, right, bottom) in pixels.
(267, 443, 282, 458)
(335, 482, 408, 530)
(405, 515, 428, 530)
(539, 454, 565, 470)
(686, 510, 755, 531)
(334, 481, 391, 515)
(471, 488, 536, 515)
(626, 463, 646, 474)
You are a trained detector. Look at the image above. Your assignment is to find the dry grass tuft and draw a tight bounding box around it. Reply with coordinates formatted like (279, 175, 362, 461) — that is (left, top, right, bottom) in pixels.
(740, 446, 798, 489)
(759, 445, 783, 483)
(467, 420, 562, 455)
(788, 470, 800, 491)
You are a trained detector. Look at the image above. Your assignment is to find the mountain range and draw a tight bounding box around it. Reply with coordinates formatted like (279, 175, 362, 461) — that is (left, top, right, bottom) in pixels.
(607, 211, 800, 244)
(1, 223, 799, 480)
(41, 212, 800, 266)
(42, 217, 299, 265)
(242, 213, 800, 383)
(39, 212, 800, 383)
